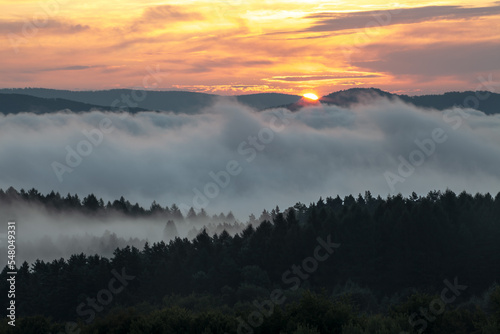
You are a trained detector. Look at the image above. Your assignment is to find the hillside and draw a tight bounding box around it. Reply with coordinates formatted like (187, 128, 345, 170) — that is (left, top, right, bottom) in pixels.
(316, 88, 500, 114)
(0, 93, 146, 114)
(0, 88, 301, 113)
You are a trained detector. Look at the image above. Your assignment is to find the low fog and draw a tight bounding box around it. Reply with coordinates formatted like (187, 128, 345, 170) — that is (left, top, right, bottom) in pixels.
(1, 97, 500, 265)
(0, 199, 246, 268)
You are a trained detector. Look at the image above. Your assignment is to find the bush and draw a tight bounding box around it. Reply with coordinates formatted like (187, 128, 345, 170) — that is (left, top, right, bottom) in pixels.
(292, 324, 321, 334)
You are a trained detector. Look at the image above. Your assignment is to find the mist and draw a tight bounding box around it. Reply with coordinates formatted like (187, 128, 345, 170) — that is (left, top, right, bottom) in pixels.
(0, 198, 247, 268)
(1, 97, 500, 265)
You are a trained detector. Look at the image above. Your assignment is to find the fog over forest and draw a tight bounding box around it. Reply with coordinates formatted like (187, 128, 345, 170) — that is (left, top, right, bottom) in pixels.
(0, 197, 245, 267)
(1, 98, 499, 215)
(1, 97, 500, 267)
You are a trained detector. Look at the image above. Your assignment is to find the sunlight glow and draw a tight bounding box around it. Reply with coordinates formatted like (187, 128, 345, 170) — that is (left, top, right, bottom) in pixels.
(303, 93, 319, 100)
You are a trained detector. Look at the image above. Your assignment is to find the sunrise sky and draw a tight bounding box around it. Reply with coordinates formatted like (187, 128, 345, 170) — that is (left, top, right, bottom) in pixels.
(1, 0, 499, 95)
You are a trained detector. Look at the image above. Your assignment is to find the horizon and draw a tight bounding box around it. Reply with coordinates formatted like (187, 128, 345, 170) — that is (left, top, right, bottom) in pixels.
(2, 86, 498, 98)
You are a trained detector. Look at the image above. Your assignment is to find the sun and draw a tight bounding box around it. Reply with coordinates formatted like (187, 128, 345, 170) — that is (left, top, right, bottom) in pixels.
(303, 93, 319, 100)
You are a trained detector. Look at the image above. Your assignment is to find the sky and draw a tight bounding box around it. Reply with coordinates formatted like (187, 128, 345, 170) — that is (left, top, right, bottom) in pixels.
(1, 0, 499, 95)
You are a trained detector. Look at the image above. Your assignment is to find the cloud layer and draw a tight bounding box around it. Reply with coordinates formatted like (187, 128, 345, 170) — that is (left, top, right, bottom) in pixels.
(1, 99, 500, 220)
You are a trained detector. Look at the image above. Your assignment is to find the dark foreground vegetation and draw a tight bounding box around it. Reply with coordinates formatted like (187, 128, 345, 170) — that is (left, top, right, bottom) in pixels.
(1, 189, 500, 333)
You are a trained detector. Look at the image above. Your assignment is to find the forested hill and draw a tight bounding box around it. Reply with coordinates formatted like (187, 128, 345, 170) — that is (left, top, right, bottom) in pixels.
(0, 93, 146, 114)
(318, 88, 500, 115)
(1, 188, 500, 333)
(0, 88, 302, 113)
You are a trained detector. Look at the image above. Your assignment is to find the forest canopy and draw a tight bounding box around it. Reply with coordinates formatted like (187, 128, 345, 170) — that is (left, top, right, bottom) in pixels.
(1, 188, 500, 333)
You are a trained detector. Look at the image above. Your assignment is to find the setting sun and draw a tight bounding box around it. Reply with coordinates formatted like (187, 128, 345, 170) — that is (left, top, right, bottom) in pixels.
(303, 93, 319, 100)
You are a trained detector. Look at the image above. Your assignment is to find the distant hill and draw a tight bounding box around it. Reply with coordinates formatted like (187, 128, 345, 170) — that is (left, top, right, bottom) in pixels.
(315, 88, 500, 115)
(2, 87, 498, 115)
(0, 93, 146, 114)
(0, 88, 301, 113)
(235, 93, 302, 110)
(319, 88, 394, 107)
(403, 91, 500, 115)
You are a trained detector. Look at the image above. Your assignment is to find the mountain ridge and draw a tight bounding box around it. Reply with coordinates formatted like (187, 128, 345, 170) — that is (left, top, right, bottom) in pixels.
(1, 87, 498, 115)
(316, 87, 500, 115)
(0, 88, 301, 114)
(0, 93, 147, 115)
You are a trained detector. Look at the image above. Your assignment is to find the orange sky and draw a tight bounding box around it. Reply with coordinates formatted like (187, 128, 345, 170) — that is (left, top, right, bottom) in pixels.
(0, 0, 499, 95)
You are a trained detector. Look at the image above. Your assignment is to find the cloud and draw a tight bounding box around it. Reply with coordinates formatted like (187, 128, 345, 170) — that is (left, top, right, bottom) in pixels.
(351, 42, 500, 77)
(170, 84, 296, 94)
(141, 5, 205, 22)
(0, 19, 89, 35)
(37, 65, 105, 72)
(129, 5, 205, 32)
(0, 99, 500, 222)
(304, 5, 500, 32)
(264, 74, 381, 82)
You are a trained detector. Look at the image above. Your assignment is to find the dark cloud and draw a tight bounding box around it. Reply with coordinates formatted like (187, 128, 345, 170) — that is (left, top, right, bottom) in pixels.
(39, 65, 104, 72)
(304, 5, 500, 32)
(0, 19, 89, 34)
(351, 42, 500, 77)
